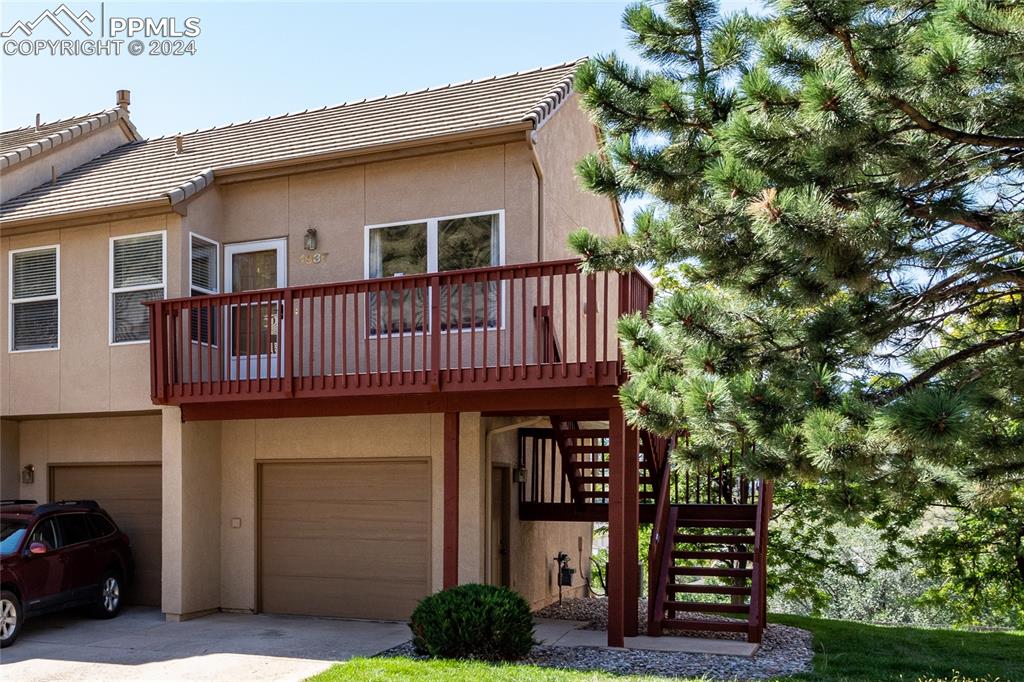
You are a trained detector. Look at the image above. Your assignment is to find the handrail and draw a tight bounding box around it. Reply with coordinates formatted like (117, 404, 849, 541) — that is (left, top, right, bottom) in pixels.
(646, 447, 674, 635)
(748, 479, 774, 643)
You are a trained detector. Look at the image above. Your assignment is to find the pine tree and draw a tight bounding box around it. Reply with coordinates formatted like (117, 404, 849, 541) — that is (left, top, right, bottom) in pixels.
(571, 0, 1024, 622)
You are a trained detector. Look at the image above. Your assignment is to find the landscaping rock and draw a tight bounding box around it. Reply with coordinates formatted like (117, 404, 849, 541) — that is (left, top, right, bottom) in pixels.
(379, 598, 814, 680)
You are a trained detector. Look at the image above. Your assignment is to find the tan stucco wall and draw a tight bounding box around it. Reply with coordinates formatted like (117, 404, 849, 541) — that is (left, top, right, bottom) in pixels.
(1, 419, 19, 499)
(487, 418, 592, 608)
(1, 213, 182, 417)
(213, 143, 538, 284)
(162, 407, 221, 619)
(536, 94, 621, 259)
(1, 124, 133, 205)
(10, 414, 162, 501)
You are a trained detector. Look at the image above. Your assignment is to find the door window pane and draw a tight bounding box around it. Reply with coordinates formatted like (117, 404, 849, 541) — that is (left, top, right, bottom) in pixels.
(232, 250, 278, 292)
(29, 519, 58, 550)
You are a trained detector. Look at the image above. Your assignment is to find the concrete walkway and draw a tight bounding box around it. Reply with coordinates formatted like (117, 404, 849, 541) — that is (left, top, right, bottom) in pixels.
(535, 618, 760, 657)
(0, 607, 411, 681)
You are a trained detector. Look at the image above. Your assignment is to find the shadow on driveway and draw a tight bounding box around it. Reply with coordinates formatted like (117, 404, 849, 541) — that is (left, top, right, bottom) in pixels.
(0, 607, 411, 681)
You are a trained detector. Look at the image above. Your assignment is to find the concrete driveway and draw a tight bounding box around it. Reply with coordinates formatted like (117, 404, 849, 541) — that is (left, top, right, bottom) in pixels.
(0, 607, 412, 681)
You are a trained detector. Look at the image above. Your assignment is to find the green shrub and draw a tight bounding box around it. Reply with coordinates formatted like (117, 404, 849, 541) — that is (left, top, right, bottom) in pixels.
(409, 584, 535, 661)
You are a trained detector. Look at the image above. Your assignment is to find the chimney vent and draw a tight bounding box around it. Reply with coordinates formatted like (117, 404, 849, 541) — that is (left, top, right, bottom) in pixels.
(35, 113, 41, 130)
(175, 136, 184, 155)
(116, 89, 131, 109)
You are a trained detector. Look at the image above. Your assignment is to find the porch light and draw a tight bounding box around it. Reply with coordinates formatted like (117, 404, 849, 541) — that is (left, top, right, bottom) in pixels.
(304, 228, 318, 251)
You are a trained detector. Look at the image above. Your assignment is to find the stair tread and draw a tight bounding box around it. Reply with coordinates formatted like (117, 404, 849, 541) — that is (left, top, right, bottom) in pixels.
(675, 518, 757, 529)
(675, 534, 755, 544)
(665, 601, 750, 614)
(660, 619, 749, 633)
(670, 566, 752, 578)
(672, 550, 754, 561)
(667, 584, 751, 595)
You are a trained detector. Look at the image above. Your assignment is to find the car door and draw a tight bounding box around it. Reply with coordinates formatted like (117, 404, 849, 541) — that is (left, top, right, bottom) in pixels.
(20, 518, 65, 612)
(54, 513, 100, 602)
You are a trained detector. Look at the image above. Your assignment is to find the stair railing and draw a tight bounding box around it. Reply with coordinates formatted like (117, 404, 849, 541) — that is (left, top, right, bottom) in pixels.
(747, 479, 774, 643)
(643, 432, 675, 634)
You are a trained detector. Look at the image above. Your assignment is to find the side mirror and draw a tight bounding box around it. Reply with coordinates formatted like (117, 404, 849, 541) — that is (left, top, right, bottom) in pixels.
(27, 541, 49, 555)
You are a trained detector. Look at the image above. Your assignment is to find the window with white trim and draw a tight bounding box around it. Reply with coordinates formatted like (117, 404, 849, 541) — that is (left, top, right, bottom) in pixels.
(9, 245, 59, 351)
(189, 234, 219, 344)
(110, 232, 165, 344)
(365, 211, 503, 333)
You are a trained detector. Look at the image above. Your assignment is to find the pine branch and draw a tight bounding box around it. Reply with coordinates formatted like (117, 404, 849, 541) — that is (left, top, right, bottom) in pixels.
(882, 328, 1024, 398)
(831, 27, 1024, 150)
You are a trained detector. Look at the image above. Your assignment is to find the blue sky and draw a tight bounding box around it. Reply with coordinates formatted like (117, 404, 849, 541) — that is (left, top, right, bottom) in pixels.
(2, 1, 643, 136)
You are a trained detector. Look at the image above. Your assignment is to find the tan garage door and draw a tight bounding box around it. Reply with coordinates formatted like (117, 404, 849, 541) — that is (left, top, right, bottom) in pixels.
(50, 464, 162, 607)
(260, 460, 430, 620)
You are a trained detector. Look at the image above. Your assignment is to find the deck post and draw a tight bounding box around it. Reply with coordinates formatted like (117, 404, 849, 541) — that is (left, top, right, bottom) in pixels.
(623, 422, 640, 637)
(607, 405, 638, 646)
(443, 411, 460, 588)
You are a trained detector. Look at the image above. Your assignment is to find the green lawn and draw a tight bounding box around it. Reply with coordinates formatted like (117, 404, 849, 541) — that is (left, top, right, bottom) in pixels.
(308, 616, 1024, 682)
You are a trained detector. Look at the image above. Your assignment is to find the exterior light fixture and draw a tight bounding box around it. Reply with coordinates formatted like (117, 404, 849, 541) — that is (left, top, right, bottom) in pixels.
(304, 228, 318, 251)
(22, 464, 34, 484)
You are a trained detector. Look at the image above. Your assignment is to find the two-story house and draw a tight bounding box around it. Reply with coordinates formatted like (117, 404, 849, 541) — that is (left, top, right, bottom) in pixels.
(1, 61, 772, 647)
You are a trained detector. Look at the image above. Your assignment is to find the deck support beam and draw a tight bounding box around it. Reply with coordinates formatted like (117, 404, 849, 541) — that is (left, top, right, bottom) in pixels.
(443, 411, 460, 589)
(607, 405, 639, 647)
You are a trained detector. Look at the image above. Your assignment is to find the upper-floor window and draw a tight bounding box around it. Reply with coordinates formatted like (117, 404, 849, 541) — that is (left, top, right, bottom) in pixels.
(110, 231, 166, 345)
(189, 233, 220, 344)
(365, 211, 503, 333)
(9, 245, 59, 352)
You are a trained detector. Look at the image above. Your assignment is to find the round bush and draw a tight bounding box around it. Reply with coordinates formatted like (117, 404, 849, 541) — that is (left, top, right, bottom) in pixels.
(409, 583, 535, 660)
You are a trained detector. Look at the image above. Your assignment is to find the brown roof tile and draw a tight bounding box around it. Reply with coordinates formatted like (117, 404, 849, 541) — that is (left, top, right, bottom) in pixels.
(1, 60, 582, 225)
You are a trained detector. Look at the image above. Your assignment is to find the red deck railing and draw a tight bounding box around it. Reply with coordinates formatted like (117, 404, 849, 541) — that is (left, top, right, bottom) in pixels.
(145, 259, 652, 404)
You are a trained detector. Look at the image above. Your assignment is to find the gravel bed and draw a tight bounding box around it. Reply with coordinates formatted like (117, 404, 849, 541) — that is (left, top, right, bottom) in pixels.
(378, 598, 814, 680)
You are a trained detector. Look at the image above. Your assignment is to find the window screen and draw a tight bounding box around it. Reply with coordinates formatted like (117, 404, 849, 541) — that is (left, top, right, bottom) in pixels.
(9, 247, 58, 351)
(111, 233, 165, 343)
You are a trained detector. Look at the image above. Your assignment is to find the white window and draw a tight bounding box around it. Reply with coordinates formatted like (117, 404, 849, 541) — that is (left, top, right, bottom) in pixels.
(365, 210, 504, 333)
(189, 233, 219, 296)
(110, 231, 166, 345)
(9, 245, 59, 352)
(189, 233, 220, 344)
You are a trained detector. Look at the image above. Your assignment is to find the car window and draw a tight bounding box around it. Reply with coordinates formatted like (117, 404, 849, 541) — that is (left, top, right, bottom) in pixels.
(88, 514, 116, 538)
(55, 514, 92, 547)
(1, 520, 27, 555)
(29, 518, 59, 550)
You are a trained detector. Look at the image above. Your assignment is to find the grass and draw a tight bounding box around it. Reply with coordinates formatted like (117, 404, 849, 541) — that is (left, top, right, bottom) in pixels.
(308, 616, 1024, 682)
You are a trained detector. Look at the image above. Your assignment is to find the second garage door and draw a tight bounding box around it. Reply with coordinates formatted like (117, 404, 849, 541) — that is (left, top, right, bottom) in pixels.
(259, 459, 430, 620)
(50, 464, 162, 606)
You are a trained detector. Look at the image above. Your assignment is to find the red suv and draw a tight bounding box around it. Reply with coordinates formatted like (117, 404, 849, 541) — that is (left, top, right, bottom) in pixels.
(0, 500, 134, 647)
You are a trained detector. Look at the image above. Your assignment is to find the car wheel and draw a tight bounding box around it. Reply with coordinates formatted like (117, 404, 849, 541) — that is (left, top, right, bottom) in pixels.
(0, 590, 23, 648)
(92, 572, 123, 619)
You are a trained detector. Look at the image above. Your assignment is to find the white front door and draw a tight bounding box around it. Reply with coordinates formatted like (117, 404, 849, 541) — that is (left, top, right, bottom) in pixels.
(224, 239, 287, 380)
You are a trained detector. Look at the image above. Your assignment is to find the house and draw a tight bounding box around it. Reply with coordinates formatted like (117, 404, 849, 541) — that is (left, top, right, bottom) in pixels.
(0, 60, 771, 647)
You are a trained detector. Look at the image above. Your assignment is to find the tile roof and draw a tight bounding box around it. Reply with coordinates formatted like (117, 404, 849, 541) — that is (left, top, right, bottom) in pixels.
(1, 108, 137, 171)
(1, 59, 583, 226)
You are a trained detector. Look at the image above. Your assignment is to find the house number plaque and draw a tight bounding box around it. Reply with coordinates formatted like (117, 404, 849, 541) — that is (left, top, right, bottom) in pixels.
(299, 252, 329, 265)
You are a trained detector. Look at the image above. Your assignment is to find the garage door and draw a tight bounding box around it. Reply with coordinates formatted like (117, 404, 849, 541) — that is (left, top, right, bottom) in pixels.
(50, 464, 162, 607)
(260, 460, 430, 620)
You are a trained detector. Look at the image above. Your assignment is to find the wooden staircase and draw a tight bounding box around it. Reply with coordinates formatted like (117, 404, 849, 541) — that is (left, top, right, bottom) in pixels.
(549, 417, 658, 507)
(516, 421, 773, 643)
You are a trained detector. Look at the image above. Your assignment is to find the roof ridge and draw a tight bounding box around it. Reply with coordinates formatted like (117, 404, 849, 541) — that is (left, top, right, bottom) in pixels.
(143, 58, 585, 142)
(1, 108, 115, 136)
